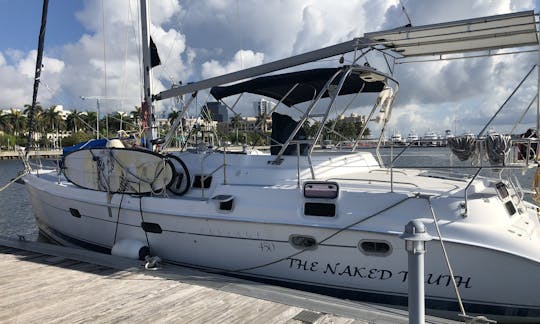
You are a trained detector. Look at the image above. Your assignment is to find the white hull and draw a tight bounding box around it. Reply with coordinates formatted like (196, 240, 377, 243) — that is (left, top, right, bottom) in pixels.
(24, 151, 540, 322)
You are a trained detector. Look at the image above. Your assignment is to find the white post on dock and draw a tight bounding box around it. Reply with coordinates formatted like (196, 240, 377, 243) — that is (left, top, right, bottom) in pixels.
(400, 219, 432, 324)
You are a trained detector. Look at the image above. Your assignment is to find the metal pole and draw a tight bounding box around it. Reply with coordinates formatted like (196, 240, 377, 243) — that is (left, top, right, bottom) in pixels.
(25, 0, 49, 159)
(96, 98, 100, 139)
(401, 219, 432, 324)
(140, 0, 154, 149)
(537, 47, 539, 133)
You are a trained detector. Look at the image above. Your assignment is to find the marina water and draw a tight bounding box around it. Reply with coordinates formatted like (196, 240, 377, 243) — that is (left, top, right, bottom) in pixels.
(0, 146, 537, 241)
(0, 158, 38, 240)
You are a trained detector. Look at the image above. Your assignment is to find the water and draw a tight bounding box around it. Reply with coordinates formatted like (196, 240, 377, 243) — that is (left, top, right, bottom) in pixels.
(0, 147, 537, 241)
(0, 159, 38, 240)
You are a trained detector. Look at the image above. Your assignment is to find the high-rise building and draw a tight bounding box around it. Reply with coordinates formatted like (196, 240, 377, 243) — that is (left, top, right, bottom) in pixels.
(206, 102, 228, 122)
(253, 98, 275, 116)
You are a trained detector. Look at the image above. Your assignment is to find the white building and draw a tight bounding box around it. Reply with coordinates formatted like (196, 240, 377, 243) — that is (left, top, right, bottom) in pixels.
(253, 98, 275, 116)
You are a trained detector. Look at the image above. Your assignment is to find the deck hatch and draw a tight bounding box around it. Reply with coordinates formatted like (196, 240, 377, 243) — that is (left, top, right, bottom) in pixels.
(212, 195, 234, 211)
(304, 181, 339, 199)
(193, 175, 212, 188)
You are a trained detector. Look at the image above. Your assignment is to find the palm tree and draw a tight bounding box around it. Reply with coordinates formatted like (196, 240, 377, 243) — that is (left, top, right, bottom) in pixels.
(108, 111, 131, 134)
(130, 106, 142, 128)
(167, 110, 179, 125)
(66, 109, 84, 133)
(23, 103, 43, 128)
(23, 103, 44, 140)
(42, 106, 62, 133)
(230, 113, 242, 143)
(0, 113, 12, 134)
(255, 112, 270, 133)
(83, 111, 98, 137)
(7, 108, 26, 137)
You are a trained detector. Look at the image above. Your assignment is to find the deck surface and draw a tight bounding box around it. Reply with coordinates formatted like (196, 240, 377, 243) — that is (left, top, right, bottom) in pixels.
(0, 237, 459, 323)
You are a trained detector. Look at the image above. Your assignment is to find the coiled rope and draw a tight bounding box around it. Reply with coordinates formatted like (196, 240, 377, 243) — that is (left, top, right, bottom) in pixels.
(448, 134, 511, 167)
(144, 255, 161, 270)
(448, 136, 476, 161)
(485, 134, 511, 166)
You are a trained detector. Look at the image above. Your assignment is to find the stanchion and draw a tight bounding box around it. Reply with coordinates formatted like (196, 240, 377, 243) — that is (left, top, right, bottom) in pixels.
(400, 219, 432, 324)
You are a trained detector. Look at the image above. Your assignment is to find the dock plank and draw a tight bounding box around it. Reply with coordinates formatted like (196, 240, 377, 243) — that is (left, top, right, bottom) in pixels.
(0, 237, 459, 323)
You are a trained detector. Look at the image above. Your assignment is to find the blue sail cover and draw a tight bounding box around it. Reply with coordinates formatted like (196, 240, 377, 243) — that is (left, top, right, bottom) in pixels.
(210, 67, 386, 107)
(62, 138, 108, 156)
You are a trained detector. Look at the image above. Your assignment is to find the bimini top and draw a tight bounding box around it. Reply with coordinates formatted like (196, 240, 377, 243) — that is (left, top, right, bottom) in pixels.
(210, 66, 387, 107)
(365, 10, 538, 58)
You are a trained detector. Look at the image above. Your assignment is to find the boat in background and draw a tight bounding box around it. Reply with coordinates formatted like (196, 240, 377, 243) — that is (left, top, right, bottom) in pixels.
(422, 130, 440, 146)
(406, 130, 419, 145)
(21, 3, 540, 322)
(391, 130, 404, 145)
(442, 129, 454, 146)
(462, 130, 476, 139)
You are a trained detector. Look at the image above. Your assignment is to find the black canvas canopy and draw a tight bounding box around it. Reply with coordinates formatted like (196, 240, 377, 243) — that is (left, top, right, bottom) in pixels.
(210, 67, 386, 107)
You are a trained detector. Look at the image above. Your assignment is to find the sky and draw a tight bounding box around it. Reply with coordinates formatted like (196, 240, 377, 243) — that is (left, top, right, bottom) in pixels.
(0, 0, 538, 137)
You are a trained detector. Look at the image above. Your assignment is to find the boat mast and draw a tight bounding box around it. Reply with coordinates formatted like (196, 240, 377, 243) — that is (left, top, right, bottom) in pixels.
(537, 43, 539, 134)
(25, 0, 49, 159)
(140, 0, 155, 149)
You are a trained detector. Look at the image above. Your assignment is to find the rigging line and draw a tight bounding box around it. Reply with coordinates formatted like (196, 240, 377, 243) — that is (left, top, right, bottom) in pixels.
(101, 0, 108, 100)
(231, 196, 412, 273)
(138, 186, 151, 250)
(41, 80, 83, 119)
(120, 1, 133, 107)
(0, 172, 28, 193)
(135, 0, 143, 100)
(236, 0, 243, 69)
(113, 191, 127, 245)
(398, 0, 413, 27)
(89, 149, 106, 191)
(425, 195, 467, 317)
(107, 149, 160, 186)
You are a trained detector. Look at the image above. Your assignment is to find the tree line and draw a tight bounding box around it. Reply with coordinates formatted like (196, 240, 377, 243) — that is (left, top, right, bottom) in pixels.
(1, 103, 369, 149)
(0, 104, 143, 149)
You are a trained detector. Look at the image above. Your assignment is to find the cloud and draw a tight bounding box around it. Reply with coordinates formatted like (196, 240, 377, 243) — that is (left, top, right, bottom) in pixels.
(201, 50, 264, 79)
(56, 0, 190, 113)
(0, 0, 536, 136)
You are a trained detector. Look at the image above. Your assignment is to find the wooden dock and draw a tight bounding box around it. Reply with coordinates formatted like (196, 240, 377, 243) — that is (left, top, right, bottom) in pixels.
(0, 237, 459, 323)
(0, 149, 61, 160)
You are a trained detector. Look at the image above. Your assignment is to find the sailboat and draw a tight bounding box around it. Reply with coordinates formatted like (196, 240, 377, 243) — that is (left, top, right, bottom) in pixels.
(22, 2, 540, 322)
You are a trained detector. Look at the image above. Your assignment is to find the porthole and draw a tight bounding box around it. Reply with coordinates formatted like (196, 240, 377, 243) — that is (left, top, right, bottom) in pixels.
(358, 240, 392, 256)
(289, 235, 318, 250)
